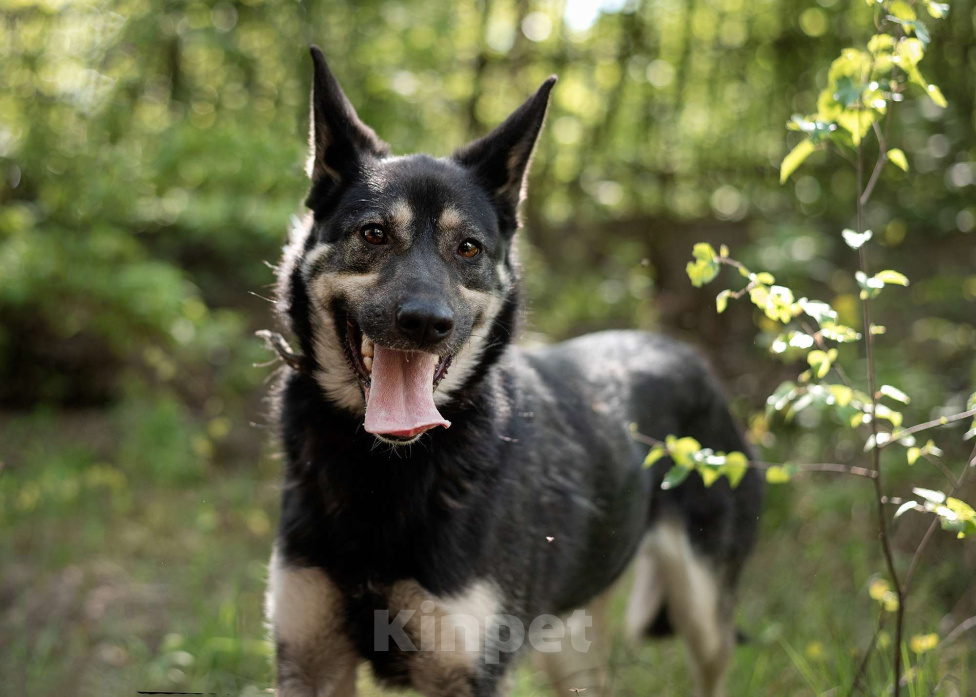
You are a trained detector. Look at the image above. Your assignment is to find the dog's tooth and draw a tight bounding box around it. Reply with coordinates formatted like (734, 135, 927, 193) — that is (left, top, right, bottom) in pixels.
(363, 355, 373, 373)
(362, 337, 374, 358)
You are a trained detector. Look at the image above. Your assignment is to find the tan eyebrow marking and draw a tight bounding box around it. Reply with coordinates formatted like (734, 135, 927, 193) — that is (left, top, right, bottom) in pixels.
(438, 206, 466, 230)
(389, 199, 414, 231)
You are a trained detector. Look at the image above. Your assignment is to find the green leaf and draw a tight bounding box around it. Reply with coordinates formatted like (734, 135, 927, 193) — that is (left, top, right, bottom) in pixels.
(754, 285, 795, 324)
(666, 435, 703, 468)
(767, 381, 798, 414)
(699, 465, 722, 487)
(766, 465, 793, 484)
(692, 242, 718, 262)
(806, 348, 837, 379)
(897, 37, 925, 68)
(913, 487, 946, 505)
(868, 33, 896, 54)
(925, 1, 949, 19)
(888, 148, 909, 171)
(842, 228, 873, 249)
(716, 290, 730, 314)
(895, 500, 919, 517)
(643, 446, 667, 468)
(913, 20, 931, 45)
(833, 76, 862, 107)
(926, 83, 947, 108)
(820, 322, 861, 342)
(798, 298, 838, 324)
(780, 138, 816, 184)
(879, 385, 911, 404)
(662, 465, 692, 490)
(889, 0, 917, 21)
(686, 243, 720, 288)
(724, 451, 748, 488)
(874, 270, 910, 286)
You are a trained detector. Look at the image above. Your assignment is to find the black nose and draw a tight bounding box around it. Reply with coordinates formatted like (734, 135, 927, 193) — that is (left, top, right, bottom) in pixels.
(396, 299, 455, 346)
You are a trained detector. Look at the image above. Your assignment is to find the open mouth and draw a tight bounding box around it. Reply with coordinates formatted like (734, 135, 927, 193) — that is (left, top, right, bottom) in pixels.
(344, 318, 452, 441)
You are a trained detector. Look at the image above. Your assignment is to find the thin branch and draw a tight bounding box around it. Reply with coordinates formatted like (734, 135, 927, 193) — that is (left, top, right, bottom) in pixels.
(881, 408, 976, 448)
(629, 430, 877, 479)
(920, 453, 958, 487)
(801, 320, 855, 388)
(857, 116, 905, 697)
(859, 70, 897, 207)
(939, 614, 976, 649)
(903, 441, 976, 595)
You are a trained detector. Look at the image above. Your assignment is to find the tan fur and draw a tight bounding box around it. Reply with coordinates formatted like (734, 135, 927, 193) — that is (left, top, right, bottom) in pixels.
(266, 548, 359, 697)
(387, 579, 502, 697)
(626, 521, 735, 697)
(389, 198, 414, 234)
(438, 206, 465, 231)
(306, 271, 379, 413)
(434, 286, 504, 406)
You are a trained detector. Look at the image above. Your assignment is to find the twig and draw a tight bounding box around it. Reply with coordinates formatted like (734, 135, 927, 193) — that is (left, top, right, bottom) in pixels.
(881, 408, 976, 448)
(939, 614, 976, 649)
(801, 319, 855, 388)
(857, 112, 905, 697)
(255, 329, 309, 373)
(859, 72, 897, 207)
(903, 441, 976, 595)
(629, 430, 878, 479)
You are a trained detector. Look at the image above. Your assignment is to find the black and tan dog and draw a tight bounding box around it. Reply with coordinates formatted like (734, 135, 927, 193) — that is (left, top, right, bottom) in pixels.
(265, 47, 763, 697)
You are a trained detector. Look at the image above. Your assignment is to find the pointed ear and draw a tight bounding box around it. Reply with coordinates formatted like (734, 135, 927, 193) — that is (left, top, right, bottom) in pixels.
(306, 47, 389, 201)
(453, 76, 556, 231)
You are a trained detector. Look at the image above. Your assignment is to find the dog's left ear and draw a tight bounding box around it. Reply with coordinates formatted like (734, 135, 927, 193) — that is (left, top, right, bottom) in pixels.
(306, 46, 390, 203)
(453, 76, 556, 232)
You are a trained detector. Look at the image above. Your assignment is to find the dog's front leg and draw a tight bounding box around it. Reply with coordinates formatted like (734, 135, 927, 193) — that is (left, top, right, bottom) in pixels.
(267, 549, 359, 697)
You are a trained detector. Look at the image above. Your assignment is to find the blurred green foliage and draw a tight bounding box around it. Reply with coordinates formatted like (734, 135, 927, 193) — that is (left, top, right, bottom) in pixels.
(2, 0, 976, 694)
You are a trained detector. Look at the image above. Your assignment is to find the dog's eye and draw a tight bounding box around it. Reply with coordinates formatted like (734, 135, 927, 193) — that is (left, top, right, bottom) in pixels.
(457, 239, 481, 259)
(361, 226, 387, 246)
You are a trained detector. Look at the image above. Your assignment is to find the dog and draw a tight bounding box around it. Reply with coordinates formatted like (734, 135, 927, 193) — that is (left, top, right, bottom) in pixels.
(264, 46, 763, 697)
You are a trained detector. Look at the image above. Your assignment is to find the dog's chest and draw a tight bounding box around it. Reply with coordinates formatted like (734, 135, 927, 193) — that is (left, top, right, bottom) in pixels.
(345, 576, 504, 689)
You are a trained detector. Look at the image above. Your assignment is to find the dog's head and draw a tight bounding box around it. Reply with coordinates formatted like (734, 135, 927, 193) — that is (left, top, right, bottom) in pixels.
(277, 47, 555, 445)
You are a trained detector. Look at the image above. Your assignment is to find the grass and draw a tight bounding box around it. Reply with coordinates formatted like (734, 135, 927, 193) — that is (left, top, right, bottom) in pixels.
(1, 407, 972, 697)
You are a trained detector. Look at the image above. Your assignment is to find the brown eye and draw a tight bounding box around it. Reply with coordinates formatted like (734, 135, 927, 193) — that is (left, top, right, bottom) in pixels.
(457, 239, 481, 259)
(361, 226, 387, 245)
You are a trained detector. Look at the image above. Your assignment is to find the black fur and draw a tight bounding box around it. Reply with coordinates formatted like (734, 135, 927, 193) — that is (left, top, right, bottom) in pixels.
(266, 48, 763, 697)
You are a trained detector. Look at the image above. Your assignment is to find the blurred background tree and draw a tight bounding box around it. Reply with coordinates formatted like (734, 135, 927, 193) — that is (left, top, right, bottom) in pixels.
(1, 0, 974, 695)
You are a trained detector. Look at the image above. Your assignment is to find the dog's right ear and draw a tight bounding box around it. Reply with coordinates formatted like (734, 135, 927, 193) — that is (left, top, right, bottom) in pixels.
(306, 47, 389, 203)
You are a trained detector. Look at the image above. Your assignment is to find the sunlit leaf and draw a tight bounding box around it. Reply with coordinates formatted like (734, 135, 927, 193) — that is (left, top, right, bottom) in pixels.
(643, 446, 667, 468)
(874, 270, 910, 286)
(766, 465, 793, 483)
(798, 298, 838, 324)
(780, 138, 816, 183)
(716, 289, 731, 314)
(879, 384, 911, 404)
(888, 148, 909, 171)
(895, 500, 919, 517)
(925, 1, 949, 19)
(913, 487, 946, 505)
(724, 451, 749, 488)
(842, 228, 873, 249)
(889, 0, 917, 21)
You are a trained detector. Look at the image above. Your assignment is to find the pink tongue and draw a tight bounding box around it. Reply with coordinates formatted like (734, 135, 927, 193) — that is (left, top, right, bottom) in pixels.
(363, 347, 451, 437)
